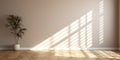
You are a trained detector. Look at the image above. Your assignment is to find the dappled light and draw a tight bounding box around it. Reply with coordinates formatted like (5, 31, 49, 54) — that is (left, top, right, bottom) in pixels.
(31, 11, 94, 50)
(0, 0, 118, 60)
(30, 50, 120, 59)
(104, 51, 120, 59)
(94, 50, 113, 58)
(99, 0, 104, 44)
(53, 50, 120, 59)
(31, 0, 104, 51)
(83, 50, 97, 58)
(0, 50, 119, 60)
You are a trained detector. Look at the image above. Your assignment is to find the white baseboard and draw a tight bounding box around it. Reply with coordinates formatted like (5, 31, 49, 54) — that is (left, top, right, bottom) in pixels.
(19, 48, 31, 50)
(87, 48, 118, 50)
(0, 47, 118, 50)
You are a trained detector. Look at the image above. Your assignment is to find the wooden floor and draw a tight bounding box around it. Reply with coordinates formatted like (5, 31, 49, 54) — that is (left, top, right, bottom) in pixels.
(0, 50, 120, 60)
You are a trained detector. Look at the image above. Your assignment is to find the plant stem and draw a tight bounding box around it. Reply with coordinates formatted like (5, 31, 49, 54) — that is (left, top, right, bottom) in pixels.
(14, 34, 19, 44)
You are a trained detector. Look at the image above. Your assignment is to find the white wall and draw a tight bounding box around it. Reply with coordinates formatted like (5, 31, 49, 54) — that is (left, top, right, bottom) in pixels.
(0, 0, 118, 50)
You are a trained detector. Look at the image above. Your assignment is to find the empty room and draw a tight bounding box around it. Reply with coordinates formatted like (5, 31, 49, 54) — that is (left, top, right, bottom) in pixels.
(0, 0, 120, 60)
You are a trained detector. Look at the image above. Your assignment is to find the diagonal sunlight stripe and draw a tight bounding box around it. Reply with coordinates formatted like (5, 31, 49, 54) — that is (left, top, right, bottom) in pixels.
(31, 10, 94, 50)
(99, 0, 104, 44)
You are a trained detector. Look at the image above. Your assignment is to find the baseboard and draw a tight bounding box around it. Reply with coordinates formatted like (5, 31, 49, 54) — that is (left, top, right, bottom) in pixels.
(19, 48, 31, 50)
(0, 47, 118, 50)
(0, 48, 13, 50)
(0, 48, 31, 50)
(87, 48, 118, 50)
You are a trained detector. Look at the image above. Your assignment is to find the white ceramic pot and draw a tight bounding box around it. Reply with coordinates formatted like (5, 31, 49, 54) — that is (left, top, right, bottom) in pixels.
(14, 44, 20, 50)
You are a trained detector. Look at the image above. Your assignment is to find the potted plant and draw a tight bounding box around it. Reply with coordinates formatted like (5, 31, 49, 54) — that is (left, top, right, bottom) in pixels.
(6, 15, 26, 50)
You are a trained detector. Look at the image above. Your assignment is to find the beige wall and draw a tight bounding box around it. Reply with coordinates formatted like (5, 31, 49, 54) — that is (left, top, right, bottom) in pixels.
(119, 0, 120, 50)
(0, 0, 118, 50)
